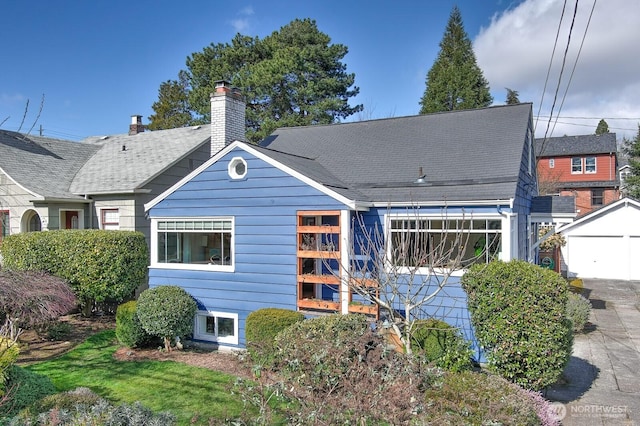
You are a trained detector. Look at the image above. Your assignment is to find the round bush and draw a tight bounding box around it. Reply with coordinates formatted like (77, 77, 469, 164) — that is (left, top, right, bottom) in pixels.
(245, 308, 304, 359)
(566, 292, 592, 333)
(411, 319, 473, 372)
(116, 300, 155, 348)
(136, 286, 197, 351)
(1, 337, 20, 392)
(0, 365, 56, 418)
(461, 260, 573, 390)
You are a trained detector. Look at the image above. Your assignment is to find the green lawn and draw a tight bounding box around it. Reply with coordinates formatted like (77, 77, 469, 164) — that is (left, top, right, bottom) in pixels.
(26, 330, 251, 425)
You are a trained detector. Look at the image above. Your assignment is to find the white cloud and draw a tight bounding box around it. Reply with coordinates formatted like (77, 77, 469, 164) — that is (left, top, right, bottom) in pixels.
(239, 6, 254, 16)
(474, 0, 640, 139)
(230, 18, 250, 32)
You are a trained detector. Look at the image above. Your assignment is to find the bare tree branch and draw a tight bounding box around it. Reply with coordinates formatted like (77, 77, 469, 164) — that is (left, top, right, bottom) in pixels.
(26, 94, 45, 136)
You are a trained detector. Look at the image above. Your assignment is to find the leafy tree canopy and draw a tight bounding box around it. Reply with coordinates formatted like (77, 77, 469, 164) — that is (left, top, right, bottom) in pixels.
(622, 124, 640, 198)
(148, 18, 362, 143)
(419, 6, 493, 114)
(505, 88, 520, 105)
(595, 118, 610, 135)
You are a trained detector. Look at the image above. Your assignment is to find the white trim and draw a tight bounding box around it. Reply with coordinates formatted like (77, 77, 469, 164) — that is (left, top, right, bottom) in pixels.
(0, 165, 41, 198)
(145, 141, 360, 212)
(193, 310, 239, 345)
(228, 156, 247, 179)
(150, 216, 235, 273)
(371, 199, 514, 209)
(557, 197, 640, 233)
(340, 210, 350, 314)
(384, 212, 507, 274)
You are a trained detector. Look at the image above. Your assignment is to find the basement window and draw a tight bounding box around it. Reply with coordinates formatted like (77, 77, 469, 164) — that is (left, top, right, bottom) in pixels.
(194, 311, 238, 345)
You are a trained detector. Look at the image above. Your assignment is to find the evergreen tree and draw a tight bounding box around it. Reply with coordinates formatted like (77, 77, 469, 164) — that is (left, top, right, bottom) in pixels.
(148, 19, 362, 143)
(622, 124, 640, 198)
(505, 88, 520, 105)
(147, 71, 195, 130)
(419, 6, 492, 114)
(595, 119, 610, 135)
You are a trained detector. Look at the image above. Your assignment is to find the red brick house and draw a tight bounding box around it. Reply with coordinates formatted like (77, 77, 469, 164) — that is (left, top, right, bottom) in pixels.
(535, 133, 619, 215)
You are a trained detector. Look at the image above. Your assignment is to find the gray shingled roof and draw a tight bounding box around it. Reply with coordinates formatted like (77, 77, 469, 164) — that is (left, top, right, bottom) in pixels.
(259, 103, 533, 203)
(531, 195, 576, 214)
(0, 130, 99, 199)
(71, 126, 210, 194)
(535, 133, 617, 157)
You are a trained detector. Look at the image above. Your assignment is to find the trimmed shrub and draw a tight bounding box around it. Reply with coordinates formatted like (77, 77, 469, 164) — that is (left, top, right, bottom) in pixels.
(116, 300, 155, 348)
(136, 286, 197, 351)
(567, 292, 592, 332)
(411, 318, 473, 372)
(43, 321, 72, 341)
(423, 371, 555, 425)
(461, 260, 573, 390)
(0, 230, 148, 313)
(0, 365, 56, 418)
(245, 308, 304, 360)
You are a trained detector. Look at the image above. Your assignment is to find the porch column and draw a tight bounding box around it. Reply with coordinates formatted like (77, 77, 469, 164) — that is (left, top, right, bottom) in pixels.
(340, 210, 350, 314)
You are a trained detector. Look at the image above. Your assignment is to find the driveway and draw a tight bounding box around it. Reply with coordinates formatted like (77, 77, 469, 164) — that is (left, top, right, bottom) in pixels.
(547, 279, 640, 425)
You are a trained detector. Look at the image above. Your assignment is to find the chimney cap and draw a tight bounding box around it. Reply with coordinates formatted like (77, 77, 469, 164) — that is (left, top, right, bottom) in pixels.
(131, 114, 143, 124)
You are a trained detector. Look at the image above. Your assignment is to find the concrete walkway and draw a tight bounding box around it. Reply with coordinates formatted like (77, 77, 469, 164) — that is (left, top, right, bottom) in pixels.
(547, 279, 640, 425)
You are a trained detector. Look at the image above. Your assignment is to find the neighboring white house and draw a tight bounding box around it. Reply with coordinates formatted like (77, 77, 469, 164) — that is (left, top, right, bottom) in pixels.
(558, 197, 640, 281)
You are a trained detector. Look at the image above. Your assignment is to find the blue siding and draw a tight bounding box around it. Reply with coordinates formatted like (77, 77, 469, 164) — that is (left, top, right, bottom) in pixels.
(148, 148, 345, 348)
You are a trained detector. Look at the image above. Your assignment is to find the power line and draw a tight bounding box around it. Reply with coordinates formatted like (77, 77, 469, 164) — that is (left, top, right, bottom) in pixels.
(541, 0, 580, 142)
(550, 0, 597, 137)
(535, 0, 568, 134)
(538, 116, 640, 121)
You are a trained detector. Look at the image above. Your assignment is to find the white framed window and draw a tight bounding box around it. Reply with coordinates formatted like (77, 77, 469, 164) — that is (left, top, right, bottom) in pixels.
(387, 215, 502, 269)
(549, 158, 555, 168)
(194, 310, 238, 345)
(154, 217, 234, 271)
(228, 157, 247, 180)
(585, 156, 596, 173)
(101, 209, 120, 230)
(571, 157, 582, 174)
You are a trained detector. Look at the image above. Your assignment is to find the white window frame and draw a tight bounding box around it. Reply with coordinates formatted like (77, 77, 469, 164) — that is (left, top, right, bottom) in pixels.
(385, 213, 505, 276)
(150, 217, 235, 272)
(101, 208, 120, 230)
(193, 310, 238, 345)
(571, 157, 583, 174)
(0, 210, 9, 242)
(549, 158, 555, 168)
(585, 156, 596, 174)
(228, 157, 248, 180)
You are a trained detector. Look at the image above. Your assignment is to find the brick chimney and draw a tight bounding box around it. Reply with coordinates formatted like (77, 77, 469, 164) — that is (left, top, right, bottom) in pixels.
(210, 80, 245, 156)
(129, 115, 145, 135)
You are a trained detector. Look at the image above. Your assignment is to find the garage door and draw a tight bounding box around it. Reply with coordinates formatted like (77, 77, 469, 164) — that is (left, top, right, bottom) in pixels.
(565, 235, 630, 280)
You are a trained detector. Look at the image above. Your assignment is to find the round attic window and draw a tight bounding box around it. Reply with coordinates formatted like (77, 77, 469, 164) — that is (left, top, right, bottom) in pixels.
(228, 157, 247, 179)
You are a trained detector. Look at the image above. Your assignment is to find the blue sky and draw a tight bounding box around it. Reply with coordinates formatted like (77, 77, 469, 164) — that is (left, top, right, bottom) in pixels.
(2, 0, 639, 141)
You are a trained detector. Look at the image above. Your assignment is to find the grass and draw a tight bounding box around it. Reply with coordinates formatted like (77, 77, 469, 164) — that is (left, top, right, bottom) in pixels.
(26, 330, 251, 425)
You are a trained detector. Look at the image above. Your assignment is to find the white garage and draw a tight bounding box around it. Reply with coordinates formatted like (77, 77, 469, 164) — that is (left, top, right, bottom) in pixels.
(559, 198, 640, 281)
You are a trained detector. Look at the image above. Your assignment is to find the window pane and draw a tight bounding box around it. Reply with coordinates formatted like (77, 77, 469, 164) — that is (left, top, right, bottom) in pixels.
(571, 157, 582, 173)
(205, 317, 215, 334)
(218, 317, 235, 337)
(585, 157, 596, 173)
(0, 211, 9, 239)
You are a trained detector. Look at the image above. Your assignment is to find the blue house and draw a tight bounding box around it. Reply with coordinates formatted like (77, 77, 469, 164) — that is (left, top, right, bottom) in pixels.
(145, 82, 538, 350)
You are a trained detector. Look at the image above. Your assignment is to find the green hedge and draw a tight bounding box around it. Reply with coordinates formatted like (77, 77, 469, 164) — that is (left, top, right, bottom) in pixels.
(461, 260, 573, 390)
(0, 365, 56, 418)
(115, 301, 156, 348)
(0, 230, 149, 311)
(136, 286, 197, 351)
(411, 319, 473, 372)
(245, 308, 305, 359)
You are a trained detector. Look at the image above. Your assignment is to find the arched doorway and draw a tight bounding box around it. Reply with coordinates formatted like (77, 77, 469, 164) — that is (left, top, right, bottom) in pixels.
(21, 210, 42, 233)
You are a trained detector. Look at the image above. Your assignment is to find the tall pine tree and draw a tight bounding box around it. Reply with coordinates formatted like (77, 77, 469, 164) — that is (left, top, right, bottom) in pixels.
(622, 124, 640, 198)
(419, 6, 492, 114)
(148, 19, 362, 143)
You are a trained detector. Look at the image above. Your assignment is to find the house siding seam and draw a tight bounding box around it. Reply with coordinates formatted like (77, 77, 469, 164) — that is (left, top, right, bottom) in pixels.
(147, 149, 345, 348)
